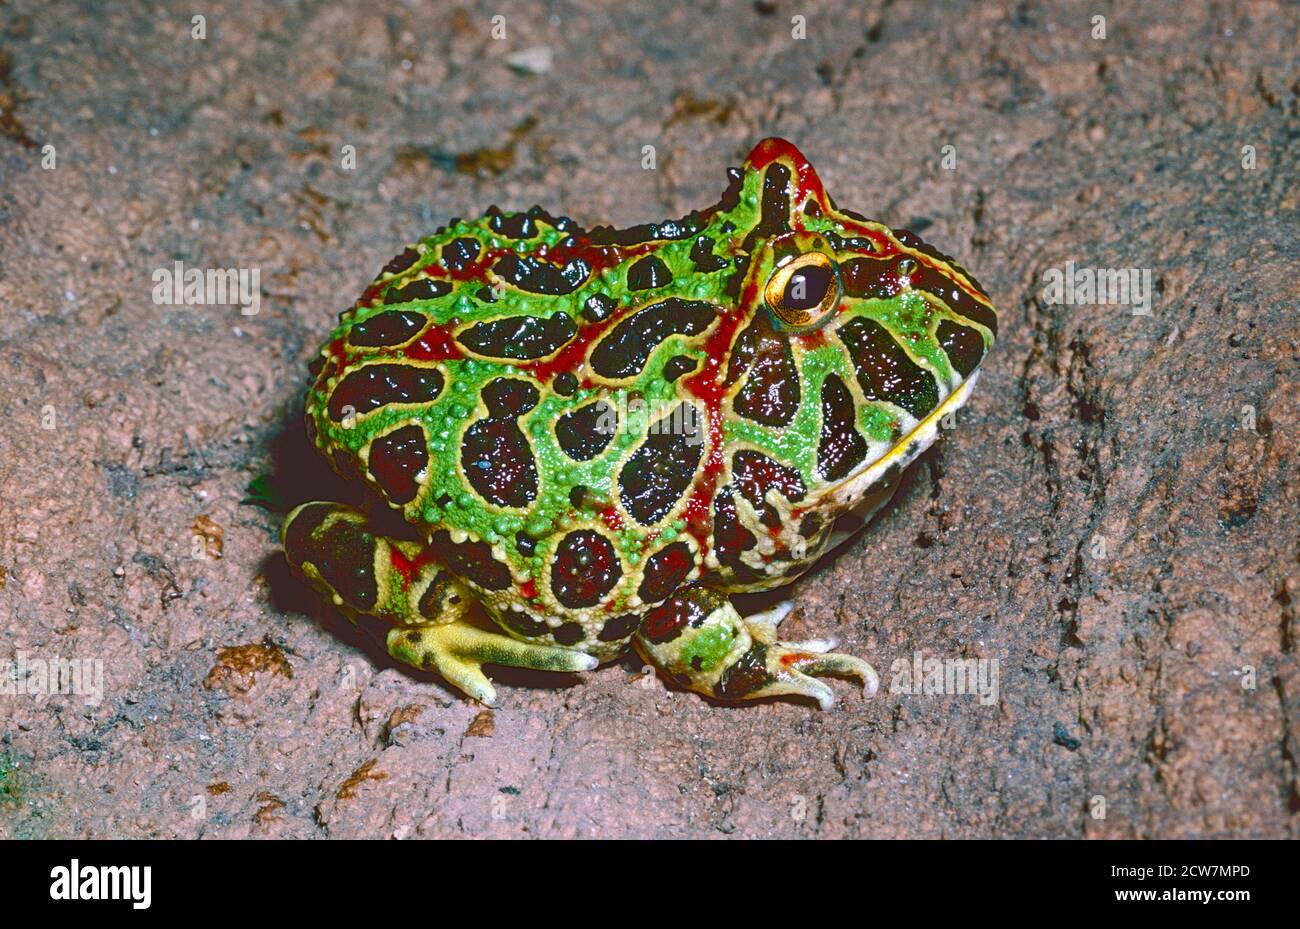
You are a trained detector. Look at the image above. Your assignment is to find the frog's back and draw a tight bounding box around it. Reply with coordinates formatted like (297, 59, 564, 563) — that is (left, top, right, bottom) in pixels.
(304, 139, 995, 657)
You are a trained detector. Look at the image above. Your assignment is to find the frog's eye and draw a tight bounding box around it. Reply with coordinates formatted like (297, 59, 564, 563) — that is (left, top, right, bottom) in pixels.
(764, 252, 841, 331)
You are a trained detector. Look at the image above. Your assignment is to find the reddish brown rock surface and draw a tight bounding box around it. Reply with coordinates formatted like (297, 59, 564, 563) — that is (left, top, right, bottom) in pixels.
(0, 0, 1295, 838)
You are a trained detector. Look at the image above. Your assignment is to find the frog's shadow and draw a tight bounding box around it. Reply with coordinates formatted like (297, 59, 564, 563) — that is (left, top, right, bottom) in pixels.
(259, 396, 586, 699)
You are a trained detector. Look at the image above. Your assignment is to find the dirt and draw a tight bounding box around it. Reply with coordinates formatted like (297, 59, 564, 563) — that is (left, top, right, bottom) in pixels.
(0, 0, 1296, 838)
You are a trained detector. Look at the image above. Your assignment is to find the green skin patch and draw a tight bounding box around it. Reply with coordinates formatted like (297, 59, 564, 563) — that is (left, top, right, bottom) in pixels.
(286, 137, 995, 705)
(678, 623, 737, 673)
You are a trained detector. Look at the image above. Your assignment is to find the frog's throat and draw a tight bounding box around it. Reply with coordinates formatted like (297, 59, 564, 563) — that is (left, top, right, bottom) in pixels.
(814, 371, 980, 511)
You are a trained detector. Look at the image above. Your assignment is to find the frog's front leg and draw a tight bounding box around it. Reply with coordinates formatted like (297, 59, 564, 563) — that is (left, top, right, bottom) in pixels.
(634, 585, 878, 709)
(283, 502, 596, 705)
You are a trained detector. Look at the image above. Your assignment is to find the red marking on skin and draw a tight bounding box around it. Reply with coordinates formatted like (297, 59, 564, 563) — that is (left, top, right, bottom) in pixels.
(523, 311, 619, 383)
(542, 237, 659, 274)
(519, 578, 538, 600)
(388, 547, 437, 588)
(598, 506, 625, 534)
(678, 276, 758, 557)
(421, 248, 506, 282)
(358, 282, 386, 305)
(657, 542, 694, 575)
(403, 324, 464, 362)
(780, 651, 811, 668)
(642, 598, 692, 644)
(796, 324, 834, 350)
(314, 336, 353, 392)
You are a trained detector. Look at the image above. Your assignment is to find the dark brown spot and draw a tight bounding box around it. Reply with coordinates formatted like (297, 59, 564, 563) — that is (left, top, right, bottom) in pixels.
(726, 315, 800, 426)
(619, 403, 704, 525)
(383, 248, 420, 275)
(638, 541, 695, 604)
(417, 570, 460, 620)
(588, 216, 701, 247)
(590, 298, 716, 380)
(442, 237, 481, 272)
(936, 318, 986, 378)
(489, 212, 535, 239)
(368, 424, 427, 504)
(713, 487, 760, 583)
(741, 162, 792, 252)
(283, 504, 378, 613)
(457, 312, 576, 360)
(690, 234, 728, 273)
(498, 610, 548, 637)
(839, 256, 896, 299)
(895, 228, 992, 302)
(817, 373, 869, 481)
(428, 530, 511, 590)
(385, 278, 452, 304)
(349, 310, 426, 348)
(581, 293, 617, 323)
(911, 262, 998, 336)
(714, 643, 771, 699)
(480, 377, 540, 417)
(551, 530, 621, 608)
(717, 166, 743, 212)
(492, 254, 589, 295)
(641, 585, 723, 645)
(732, 450, 805, 528)
(663, 355, 698, 381)
(626, 255, 673, 291)
(597, 613, 640, 642)
(837, 316, 938, 419)
(328, 364, 444, 421)
(556, 401, 616, 462)
(552, 371, 578, 396)
(553, 622, 584, 645)
(462, 379, 539, 508)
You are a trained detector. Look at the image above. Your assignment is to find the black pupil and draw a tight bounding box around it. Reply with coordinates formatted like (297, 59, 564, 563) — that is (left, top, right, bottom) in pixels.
(783, 265, 832, 310)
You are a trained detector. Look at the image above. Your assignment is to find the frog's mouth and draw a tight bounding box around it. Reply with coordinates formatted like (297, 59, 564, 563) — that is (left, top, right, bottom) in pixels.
(811, 372, 980, 514)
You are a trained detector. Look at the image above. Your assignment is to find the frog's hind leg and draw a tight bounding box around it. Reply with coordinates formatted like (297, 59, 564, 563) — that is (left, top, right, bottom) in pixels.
(634, 585, 878, 710)
(282, 502, 596, 704)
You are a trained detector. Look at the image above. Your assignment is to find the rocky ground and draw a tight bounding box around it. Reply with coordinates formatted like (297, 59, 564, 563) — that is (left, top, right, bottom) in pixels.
(0, 0, 1296, 838)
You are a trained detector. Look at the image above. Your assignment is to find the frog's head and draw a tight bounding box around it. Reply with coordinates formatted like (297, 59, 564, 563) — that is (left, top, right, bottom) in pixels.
(709, 138, 997, 516)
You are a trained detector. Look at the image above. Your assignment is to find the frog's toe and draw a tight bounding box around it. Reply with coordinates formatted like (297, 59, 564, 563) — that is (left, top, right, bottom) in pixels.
(387, 623, 596, 705)
(733, 642, 879, 710)
(635, 585, 877, 710)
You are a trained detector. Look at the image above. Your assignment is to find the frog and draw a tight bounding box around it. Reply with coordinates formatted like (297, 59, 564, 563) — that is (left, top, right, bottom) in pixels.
(282, 137, 997, 709)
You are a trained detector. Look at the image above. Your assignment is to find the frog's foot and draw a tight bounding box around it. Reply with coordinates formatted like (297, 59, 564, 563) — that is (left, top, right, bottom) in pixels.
(742, 600, 795, 643)
(282, 501, 467, 626)
(387, 623, 597, 706)
(635, 586, 877, 710)
(283, 502, 596, 704)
